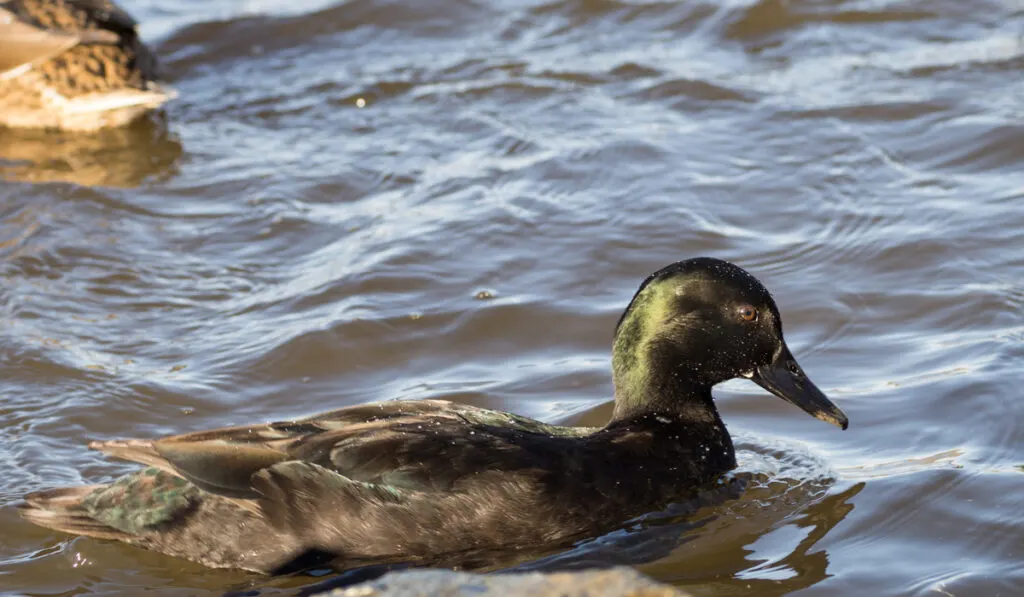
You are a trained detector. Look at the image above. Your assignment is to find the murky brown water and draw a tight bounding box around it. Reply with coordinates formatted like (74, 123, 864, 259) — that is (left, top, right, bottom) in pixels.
(2, 0, 1023, 595)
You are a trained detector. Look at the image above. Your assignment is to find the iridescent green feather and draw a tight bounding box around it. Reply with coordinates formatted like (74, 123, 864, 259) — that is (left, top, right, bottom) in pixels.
(81, 467, 200, 534)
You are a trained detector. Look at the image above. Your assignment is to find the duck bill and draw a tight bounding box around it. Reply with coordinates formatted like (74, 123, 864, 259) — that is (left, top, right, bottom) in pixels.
(751, 346, 849, 430)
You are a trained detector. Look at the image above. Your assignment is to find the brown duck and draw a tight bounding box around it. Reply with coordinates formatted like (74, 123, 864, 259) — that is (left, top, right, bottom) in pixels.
(0, 0, 173, 130)
(19, 258, 849, 574)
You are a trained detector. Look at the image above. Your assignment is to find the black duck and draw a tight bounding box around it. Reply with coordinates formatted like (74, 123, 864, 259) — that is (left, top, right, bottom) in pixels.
(19, 257, 848, 573)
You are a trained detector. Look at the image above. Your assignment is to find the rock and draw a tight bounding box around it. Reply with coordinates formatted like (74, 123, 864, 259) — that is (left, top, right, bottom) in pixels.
(315, 567, 690, 597)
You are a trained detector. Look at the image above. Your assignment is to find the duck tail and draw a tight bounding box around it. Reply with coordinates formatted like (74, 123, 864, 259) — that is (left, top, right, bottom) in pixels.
(18, 485, 130, 541)
(89, 438, 168, 469)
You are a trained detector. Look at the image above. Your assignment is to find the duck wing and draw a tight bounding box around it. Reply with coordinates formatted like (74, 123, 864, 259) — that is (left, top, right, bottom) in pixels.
(0, 0, 159, 84)
(23, 401, 637, 571)
(90, 399, 597, 499)
(0, 0, 134, 75)
(0, 9, 82, 77)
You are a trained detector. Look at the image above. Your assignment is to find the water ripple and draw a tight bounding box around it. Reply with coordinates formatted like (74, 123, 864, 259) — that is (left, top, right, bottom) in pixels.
(1, 0, 1022, 595)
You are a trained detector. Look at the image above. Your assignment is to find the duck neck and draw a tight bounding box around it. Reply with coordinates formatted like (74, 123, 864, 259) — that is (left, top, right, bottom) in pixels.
(610, 308, 722, 425)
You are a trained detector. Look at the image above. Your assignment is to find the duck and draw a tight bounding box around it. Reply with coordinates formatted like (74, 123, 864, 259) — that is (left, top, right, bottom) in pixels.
(0, 0, 173, 130)
(19, 257, 849, 574)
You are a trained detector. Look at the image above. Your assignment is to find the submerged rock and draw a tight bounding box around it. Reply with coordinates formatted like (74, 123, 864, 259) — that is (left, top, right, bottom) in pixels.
(315, 567, 690, 597)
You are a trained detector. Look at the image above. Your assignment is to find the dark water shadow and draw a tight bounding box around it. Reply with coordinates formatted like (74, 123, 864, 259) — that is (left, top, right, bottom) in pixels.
(157, 0, 486, 78)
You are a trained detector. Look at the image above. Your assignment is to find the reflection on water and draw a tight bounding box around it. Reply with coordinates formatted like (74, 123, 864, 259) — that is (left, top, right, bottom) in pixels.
(0, 119, 183, 187)
(632, 439, 858, 597)
(1, 0, 1023, 595)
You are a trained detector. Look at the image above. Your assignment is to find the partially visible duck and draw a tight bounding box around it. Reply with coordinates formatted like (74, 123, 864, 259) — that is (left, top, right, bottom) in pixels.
(0, 0, 173, 130)
(19, 258, 848, 574)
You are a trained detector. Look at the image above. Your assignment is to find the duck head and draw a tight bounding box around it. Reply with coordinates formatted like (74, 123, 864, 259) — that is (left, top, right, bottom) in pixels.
(611, 257, 848, 430)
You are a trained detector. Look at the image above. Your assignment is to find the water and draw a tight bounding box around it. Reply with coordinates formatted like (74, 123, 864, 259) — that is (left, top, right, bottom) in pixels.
(1, 0, 1022, 595)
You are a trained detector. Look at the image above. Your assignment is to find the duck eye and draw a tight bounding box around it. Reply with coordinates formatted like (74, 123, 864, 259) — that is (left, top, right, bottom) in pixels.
(737, 305, 758, 322)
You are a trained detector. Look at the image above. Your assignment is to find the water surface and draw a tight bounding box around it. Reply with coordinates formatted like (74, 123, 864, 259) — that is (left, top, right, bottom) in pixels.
(1, 0, 1022, 595)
